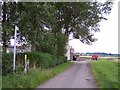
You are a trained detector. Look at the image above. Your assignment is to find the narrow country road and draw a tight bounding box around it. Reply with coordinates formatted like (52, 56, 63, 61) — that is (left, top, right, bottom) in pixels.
(36, 60, 97, 88)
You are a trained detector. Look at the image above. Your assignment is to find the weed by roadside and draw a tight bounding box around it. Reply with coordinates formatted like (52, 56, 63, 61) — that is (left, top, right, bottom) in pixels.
(2, 62, 74, 88)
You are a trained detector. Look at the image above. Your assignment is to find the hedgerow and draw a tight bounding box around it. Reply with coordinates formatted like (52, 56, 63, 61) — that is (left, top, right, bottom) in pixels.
(2, 52, 67, 75)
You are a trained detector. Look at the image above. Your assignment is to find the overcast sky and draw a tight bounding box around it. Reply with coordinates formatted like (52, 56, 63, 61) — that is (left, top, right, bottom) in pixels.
(69, 0, 119, 54)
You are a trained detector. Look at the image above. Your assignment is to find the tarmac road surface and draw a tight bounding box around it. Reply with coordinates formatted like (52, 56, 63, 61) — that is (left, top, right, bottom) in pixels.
(36, 60, 97, 88)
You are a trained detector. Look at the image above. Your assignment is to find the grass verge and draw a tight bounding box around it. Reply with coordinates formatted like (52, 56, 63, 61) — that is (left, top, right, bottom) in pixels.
(90, 59, 119, 89)
(2, 62, 74, 88)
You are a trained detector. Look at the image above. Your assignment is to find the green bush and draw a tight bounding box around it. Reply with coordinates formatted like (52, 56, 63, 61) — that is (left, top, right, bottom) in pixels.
(2, 53, 13, 75)
(2, 52, 67, 75)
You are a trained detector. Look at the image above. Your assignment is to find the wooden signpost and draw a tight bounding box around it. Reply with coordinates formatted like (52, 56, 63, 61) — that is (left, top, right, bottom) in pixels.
(24, 54, 29, 74)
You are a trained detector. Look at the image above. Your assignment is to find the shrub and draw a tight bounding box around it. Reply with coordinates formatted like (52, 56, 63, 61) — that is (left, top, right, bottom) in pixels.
(2, 52, 67, 75)
(2, 53, 13, 75)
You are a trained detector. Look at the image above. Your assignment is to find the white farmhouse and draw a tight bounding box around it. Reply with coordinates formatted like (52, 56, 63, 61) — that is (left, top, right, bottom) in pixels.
(65, 43, 71, 61)
(65, 42, 74, 61)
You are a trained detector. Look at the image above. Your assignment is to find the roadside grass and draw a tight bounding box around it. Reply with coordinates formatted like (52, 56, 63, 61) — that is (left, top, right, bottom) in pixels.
(2, 62, 74, 88)
(90, 59, 119, 89)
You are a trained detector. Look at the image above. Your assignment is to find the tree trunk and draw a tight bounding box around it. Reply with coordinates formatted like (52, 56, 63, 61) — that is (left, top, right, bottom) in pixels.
(33, 62, 36, 69)
(31, 42, 36, 52)
(2, 2, 7, 53)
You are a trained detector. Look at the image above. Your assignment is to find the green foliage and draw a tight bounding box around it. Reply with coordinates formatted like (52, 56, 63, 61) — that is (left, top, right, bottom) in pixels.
(2, 52, 67, 75)
(54, 2, 113, 44)
(2, 2, 56, 52)
(27, 52, 66, 68)
(37, 31, 57, 55)
(2, 53, 13, 75)
(17, 2, 56, 51)
(91, 59, 119, 88)
(56, 33, 67, 56)
(2, 62, 73, 88)
(2, 2, 113, 53)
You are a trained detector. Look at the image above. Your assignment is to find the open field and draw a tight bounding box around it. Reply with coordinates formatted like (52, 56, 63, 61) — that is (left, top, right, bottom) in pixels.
(90, 59, 119, 89)
(80, 55, 119, 58)
(79, 55, 119, 60)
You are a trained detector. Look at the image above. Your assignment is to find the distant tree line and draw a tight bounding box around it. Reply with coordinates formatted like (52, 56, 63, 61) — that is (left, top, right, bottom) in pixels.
(86, 52, 119, 57)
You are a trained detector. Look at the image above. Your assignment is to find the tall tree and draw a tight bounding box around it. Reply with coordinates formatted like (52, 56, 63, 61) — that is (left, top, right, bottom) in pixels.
(18, 2, 56, 52)
(1, 2, 113, 55)
(53, 2, 113, 45)
(2, 2, 7, 52)
(2, 2, 21, 52)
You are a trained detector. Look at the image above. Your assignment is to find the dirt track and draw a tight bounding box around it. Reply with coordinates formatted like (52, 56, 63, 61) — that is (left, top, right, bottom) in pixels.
(36, 60, 97, 88)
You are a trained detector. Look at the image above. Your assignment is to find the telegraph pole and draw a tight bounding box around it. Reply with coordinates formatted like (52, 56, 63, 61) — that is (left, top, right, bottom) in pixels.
(13, 0, 19, 73)
(13, 26, 18, 73)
